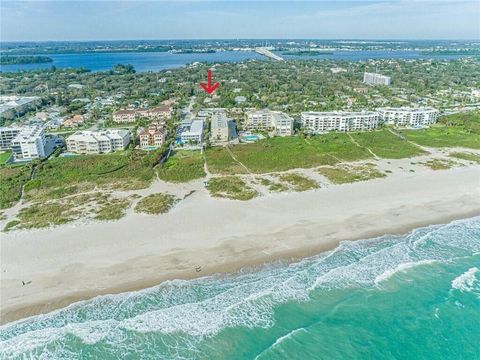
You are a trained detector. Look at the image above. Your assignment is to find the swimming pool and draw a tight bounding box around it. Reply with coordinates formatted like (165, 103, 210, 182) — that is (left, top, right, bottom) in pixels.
(241, 135, 259, 142)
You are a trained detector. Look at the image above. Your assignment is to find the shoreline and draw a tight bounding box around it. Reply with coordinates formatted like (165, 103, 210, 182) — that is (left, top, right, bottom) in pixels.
(1, 166, 479, 325)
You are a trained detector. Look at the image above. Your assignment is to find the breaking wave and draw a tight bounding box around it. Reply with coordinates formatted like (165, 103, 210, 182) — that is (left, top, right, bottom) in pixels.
(1, 217, 479, 359)
(451, 267, 479, 295)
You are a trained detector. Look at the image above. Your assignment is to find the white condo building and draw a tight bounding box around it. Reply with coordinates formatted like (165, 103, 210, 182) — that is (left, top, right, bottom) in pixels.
(210, 112, 231, 143)
(377, 107, 439, 127)
(181, 119, 204, 144)
(66, 129, 130, 154)
(363, 72, 391, 86)
(300, 111, 380, 133)
(10, 125, 48, 160)
(0, 126, 22, 151)
(245, 110, 294, 136)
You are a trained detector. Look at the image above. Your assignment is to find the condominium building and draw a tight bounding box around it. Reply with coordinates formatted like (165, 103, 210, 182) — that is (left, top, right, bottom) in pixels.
(363, 72, 391, 86)
(137, 105, 172, 120)
(0, 126, 22, 151)
(180, 119, 204, 144)
(113, 105, 172, 123)
(245, 110, 294, 136)
(112, 109, 136, 123)
(0, 96, 40, 119)
(377, 107, 439, 127)
(66, 129, 130, 154)
(10, 125, 48, 160)
(139, 122, 165, 149)
(210, 112, 231, 143)
(300, 111, 380, 133)
(273, 112, 294, 136)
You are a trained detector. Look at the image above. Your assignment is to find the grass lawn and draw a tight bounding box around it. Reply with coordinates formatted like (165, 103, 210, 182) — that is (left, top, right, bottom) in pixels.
(24, 149, 162, 201)
(204, 147, 248, 175)
(207, 176, 258, 200)
(0, 165, 32, 209)
(351, 130, 426, 158)
(276, 173, 319, 191)
(134, 193, 178, 214)
(439, 111, 480, 133)
(449, 152, 480, 164)
(0, 151, 12, 164)
(401, 126, 480, 149)
(318, 164, 386, 184)
(208, 134, 371, 174)
(157, 150, 206, 183)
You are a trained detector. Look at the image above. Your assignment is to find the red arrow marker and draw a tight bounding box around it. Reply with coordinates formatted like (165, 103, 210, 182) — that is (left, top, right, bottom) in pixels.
(200, 69, 220, 94)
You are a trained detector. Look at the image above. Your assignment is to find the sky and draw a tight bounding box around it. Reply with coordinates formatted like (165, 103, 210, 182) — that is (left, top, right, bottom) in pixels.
(1, 1, 479, 41)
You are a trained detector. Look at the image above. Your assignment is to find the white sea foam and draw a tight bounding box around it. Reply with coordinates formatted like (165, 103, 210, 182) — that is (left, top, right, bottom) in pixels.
(253, 327, 307, 360)
(374, 260, 438, 285)
(1, 216, 479, 359)
(271, 327, 306, 348)
(451, 267, 479, 293)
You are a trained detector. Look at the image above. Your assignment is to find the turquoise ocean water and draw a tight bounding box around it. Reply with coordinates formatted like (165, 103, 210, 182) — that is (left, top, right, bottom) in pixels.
(1, 217, 479, 359)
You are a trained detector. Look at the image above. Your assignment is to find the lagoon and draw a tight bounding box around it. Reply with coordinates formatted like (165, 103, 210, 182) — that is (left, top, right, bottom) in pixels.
(0, 50, 470, 73)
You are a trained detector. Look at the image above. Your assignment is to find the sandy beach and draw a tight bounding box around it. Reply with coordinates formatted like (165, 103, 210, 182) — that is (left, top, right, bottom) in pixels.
(1, 162, 479, 325)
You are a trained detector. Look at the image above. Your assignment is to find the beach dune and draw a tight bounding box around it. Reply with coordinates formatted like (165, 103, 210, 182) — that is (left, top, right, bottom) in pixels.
(1, 166, 479, 324)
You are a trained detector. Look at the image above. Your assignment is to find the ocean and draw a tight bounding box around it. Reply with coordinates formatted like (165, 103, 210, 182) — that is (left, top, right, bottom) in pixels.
(0, 50, 470, 73)
(1, 217, 479, 359)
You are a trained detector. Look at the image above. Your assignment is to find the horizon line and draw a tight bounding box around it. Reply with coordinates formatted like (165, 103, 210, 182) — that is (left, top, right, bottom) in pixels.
(2, 37, 479, 43)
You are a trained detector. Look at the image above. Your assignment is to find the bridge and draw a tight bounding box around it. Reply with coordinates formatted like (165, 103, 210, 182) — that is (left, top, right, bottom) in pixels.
(255, 47, 284, 61)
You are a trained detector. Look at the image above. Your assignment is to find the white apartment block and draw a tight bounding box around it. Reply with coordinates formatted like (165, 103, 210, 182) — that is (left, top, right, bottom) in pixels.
(181, 119, 204, 144)
(10, 125, 48, 160)
(377, 107, 439, 127)
(0, 127, 22, 151)
(301, 111, 380, 133)
(210, 112, 231, 143)
(66, 129, 130, 154)
(363, 72, 391, 86)
(245, 110, 294, 136)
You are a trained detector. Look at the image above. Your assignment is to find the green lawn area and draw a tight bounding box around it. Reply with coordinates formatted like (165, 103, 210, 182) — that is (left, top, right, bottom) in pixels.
(207, 134, 371, 174)
(351, 130, 426, 158)
(401, 126, 480, 149)
(204, 147, 248, 175)
(0, 165, 32, 209)
(157, 150, 206, 183)
(134, 193, 178, 214)
(24, 149, 162, 200)
(439, 111, 480, 133)
(0, 151, 12, 164)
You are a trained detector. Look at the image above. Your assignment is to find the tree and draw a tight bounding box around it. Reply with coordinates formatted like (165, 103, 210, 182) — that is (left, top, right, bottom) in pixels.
(113, 64, 136, 74)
